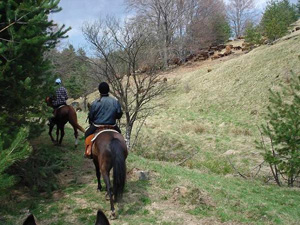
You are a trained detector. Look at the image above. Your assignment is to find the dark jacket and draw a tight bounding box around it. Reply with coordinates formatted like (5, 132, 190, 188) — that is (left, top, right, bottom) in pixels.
(88, 95, 123, 125)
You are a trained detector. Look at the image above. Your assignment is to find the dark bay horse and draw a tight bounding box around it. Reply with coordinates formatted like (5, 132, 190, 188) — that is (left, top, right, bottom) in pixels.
(92, 131, 128, 218)
(46, 97, 85, 146)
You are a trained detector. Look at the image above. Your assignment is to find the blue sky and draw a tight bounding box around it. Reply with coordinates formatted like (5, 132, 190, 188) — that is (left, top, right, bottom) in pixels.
(50, 0, 297, 51)
(50, 0, 127, 51)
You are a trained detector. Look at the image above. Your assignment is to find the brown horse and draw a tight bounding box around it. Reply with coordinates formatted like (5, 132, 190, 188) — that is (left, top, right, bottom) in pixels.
(46, 97, 85, 146)
(92, 131, 128, 218)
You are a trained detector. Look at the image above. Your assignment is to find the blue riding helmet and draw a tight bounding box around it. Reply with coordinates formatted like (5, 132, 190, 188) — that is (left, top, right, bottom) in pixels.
(55, 78, 62, 84)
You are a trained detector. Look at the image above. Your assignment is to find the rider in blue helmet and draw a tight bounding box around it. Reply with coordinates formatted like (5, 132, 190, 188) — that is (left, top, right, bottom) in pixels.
(52, 78, 68, 109)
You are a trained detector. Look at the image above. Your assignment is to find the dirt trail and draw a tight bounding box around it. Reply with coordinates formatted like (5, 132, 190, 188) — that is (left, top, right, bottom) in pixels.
(54, 159, 239, 224)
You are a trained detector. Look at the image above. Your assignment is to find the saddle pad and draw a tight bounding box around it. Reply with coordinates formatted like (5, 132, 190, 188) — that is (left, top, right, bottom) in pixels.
(91, 129, 119, 142)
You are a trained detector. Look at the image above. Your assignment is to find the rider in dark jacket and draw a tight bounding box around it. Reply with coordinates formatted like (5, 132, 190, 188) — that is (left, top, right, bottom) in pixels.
(84, 82, 122, 158)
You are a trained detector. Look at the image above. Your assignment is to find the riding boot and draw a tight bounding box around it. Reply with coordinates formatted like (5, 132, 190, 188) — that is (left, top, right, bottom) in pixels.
(85, 135, 94, 159)
(85, 145, 93, 159)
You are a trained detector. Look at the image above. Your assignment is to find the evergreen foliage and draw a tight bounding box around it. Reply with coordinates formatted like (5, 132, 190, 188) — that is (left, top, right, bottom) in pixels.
(0, 128, 31, 195)
(47, 45, 92, 99)
(261, 0, 298, 41)
(0, 0, 69, 192)
(244, 22, 263, 45)
(257, 71, 300, 187)
(213, 15, 232, 44)
(0, 0, 69, 142)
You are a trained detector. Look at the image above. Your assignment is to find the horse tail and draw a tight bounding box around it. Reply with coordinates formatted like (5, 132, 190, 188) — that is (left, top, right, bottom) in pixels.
(111, 138, 126, 201)
(75, 123, 85, 133)
(68, 106, 85, 133)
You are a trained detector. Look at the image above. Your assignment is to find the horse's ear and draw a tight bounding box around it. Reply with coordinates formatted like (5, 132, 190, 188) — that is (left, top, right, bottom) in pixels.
(23, 214, 37, 225)
(95, 209, 110, 225)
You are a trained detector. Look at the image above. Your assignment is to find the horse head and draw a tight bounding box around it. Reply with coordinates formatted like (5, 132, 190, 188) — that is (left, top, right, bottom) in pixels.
(45, 96, 53, 107)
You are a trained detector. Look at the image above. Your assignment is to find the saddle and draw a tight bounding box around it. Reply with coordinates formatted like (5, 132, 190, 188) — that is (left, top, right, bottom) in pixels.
(53, 104, 67, 117)
(85, 125, 119, 158)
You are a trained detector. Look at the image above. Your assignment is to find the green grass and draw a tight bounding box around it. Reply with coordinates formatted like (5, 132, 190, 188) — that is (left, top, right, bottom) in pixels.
(1, 135, 300, 224)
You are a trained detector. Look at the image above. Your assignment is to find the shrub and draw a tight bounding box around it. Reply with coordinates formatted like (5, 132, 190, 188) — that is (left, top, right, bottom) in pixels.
(257, 71, 300, 187)
(245, 23, 263, 45)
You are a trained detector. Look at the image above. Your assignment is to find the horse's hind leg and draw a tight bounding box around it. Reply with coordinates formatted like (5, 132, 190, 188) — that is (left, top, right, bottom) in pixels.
(56, 125, 60, 144)
(73, 127, 79, 147)
(93, 158, 103, 191)
(102, 171, 115, 217)
(49, 123, 55, 142)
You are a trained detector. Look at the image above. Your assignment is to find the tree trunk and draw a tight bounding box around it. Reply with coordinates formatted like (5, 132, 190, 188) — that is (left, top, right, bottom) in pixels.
(84, 94, 87, 111)
(125, 124, 132, 151)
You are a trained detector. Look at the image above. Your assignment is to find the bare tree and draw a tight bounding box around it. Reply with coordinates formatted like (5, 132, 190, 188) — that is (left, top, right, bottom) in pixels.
(83, 17, 167, 150)
(227, 0, 255, 38)
(127, 0, 182, 68)
(127, 0, 230, 62)
(184, 0, 228, 49)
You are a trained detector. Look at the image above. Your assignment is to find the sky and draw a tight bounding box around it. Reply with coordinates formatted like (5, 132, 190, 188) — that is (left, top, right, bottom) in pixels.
(50, 0, 297, 52)
(50, 0, 127, 51)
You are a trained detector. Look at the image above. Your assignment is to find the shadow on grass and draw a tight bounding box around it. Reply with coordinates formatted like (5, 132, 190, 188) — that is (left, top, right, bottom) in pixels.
(0, 126, 85, 223)
(116, 179, 152, 218)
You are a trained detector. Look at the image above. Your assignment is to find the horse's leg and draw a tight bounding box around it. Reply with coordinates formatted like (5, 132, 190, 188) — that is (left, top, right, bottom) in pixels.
(102, 171, 115, 217)
(49, 123, 55, 142)
(93, 158, 103, 191)
(73, 126, 79, 147)
(56, 124, 60, 144)
(58, 124, 65, 145)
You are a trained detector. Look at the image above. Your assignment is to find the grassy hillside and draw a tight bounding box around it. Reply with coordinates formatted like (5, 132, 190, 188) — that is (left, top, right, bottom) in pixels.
(134, 28, 300, 178)
(1, 25, 300, 224)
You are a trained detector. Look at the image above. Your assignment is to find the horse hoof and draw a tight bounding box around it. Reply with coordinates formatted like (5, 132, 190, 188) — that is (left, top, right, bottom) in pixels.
(98, 186, 103, 192)
(109, 211, 117, 220)
(105, 193, 110, 201)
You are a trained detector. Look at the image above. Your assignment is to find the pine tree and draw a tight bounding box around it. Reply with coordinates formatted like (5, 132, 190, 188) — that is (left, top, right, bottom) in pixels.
(0, 0, 69, 146)
(257, 71, 300, 187)
(245, 22, 263, 45)
(0, 128, 31, 194)
(0, 0, 69, 191)
(47, 45, 92, 99)
(261, 0, 298, 41)
(213, 15, 232, 44)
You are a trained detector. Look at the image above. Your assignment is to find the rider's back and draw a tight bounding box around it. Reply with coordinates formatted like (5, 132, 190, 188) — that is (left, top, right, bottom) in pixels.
(89, 96, 122, 125)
